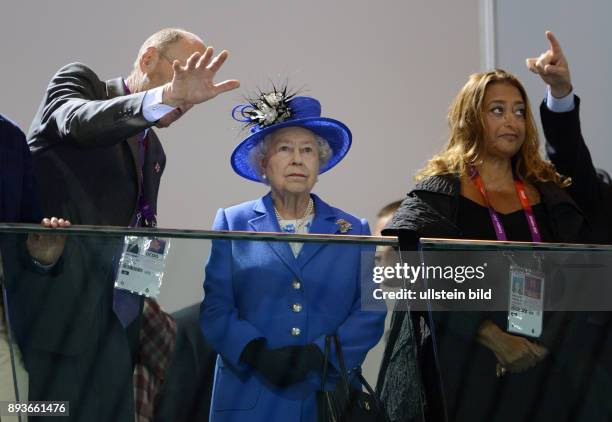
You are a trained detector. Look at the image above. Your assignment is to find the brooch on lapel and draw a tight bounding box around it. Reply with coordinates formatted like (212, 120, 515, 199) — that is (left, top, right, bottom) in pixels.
(336, 219, 352, 234)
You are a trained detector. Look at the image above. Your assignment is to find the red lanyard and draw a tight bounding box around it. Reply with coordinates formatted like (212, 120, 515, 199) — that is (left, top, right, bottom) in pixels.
(469, 168, 541, 242)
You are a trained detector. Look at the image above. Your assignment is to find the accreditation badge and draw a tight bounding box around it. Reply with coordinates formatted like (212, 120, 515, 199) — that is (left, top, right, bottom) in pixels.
(507, 265, 544, 338)
(114, 236, 170, 298)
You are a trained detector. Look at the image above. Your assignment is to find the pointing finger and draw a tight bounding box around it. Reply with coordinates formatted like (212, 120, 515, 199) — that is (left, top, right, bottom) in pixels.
(546, 31, 563, 56)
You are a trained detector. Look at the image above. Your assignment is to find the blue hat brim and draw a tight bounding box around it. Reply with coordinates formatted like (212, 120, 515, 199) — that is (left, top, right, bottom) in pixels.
(231, 117, 352, 182)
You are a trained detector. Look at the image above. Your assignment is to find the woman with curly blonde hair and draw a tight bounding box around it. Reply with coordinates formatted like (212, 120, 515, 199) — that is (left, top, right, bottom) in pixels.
(377, 69, 589, 422)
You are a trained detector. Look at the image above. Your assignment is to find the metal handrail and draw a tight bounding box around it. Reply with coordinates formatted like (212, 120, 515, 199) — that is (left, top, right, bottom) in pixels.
(0, 223, 398, 245)
(4, 224, 609, 251)
(419, 237, 612, 252)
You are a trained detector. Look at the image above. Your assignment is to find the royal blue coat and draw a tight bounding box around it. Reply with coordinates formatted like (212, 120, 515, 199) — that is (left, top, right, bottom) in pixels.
(200, 192, 385, 422)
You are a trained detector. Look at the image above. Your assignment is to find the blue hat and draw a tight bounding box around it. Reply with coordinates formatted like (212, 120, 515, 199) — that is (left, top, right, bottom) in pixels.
(230, 91, 352, 182)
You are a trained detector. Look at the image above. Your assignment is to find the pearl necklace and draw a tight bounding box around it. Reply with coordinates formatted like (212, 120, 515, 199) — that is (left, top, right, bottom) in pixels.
(274, 197, 314, 232)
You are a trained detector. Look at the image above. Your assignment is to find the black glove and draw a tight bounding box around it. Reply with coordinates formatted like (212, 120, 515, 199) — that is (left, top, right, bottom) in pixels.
(276, 343, 325, 374)
(241, 339, 325, 387)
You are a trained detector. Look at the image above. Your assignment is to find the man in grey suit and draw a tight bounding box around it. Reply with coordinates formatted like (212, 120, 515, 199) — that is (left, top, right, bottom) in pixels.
(28, 28, 239, 226)
(16, 28, 239, 421)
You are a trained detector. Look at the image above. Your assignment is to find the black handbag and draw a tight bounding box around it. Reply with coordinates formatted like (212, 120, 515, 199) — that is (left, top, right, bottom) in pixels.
(317, 334, 389, 422)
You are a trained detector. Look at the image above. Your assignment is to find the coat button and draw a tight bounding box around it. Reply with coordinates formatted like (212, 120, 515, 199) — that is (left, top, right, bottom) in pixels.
(292, 303, 302, 313)
(291, 327, 301, 336)
(292, 280, 301, 290)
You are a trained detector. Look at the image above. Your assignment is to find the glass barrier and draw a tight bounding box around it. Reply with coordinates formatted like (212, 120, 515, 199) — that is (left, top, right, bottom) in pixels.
(2, 227, 612, 422)
(0, 224, 399, 422)
(380, 238, 612, 422)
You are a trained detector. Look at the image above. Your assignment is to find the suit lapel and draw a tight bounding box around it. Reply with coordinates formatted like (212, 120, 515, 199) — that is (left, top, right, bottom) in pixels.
(105, 77, 143, 210)
(296, 194, 339, 268)
(248, 193, 302, 278)
(126, 136, 142, 177)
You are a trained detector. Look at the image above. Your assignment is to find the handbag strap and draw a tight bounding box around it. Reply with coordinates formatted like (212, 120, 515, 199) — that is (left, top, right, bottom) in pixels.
(320, 334, 332, 390)
(332, 334, 352, 397)
(331, 334, 387, 415)
(358, 373, 378, 398)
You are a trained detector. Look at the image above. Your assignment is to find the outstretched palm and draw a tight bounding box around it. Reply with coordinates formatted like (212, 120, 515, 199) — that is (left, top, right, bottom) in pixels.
(163, 47, 240, 107)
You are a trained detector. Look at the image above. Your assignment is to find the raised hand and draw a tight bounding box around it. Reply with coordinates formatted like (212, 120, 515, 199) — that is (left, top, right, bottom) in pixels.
(27, 217, 71, 265)
(526, 31, 572, 98)
(162, 46, 240, 108)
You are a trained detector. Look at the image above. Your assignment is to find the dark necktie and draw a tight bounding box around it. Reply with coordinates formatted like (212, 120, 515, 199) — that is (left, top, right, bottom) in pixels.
(113, 131, 151, 327)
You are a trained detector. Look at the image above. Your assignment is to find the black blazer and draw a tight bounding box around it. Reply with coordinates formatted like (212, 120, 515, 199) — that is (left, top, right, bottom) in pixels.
(377, 175, 590, 422)
(541, 96, 612, 244)
(0, 114, 41, 223)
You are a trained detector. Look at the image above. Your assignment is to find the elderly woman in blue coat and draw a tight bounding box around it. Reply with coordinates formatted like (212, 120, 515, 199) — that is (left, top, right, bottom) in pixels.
(200, 89, 385, 421)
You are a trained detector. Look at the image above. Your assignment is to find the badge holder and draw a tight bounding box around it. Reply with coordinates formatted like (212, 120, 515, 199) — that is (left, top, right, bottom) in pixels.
(505, 251, 545, 338)
(114, 236, 171, 298)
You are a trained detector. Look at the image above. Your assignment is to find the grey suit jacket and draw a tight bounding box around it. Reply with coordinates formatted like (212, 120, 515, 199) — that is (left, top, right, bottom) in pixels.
(27, 62, 166, 226)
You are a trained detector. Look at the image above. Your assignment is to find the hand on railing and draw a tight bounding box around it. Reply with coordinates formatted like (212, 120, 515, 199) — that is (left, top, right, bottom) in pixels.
(26, 217, 71, 266)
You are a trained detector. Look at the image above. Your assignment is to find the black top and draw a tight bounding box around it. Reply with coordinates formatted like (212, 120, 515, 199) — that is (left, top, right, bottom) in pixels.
(378, 175, 590, 422)
(457, 195, 554, 242)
